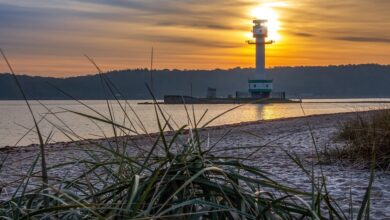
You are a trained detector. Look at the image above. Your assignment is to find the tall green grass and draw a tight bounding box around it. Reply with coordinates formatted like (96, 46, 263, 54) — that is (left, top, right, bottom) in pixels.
(0, 50, 375, 219)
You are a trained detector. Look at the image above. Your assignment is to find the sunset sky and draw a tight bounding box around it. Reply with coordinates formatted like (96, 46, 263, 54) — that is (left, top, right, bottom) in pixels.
(1, 0, 390, 77)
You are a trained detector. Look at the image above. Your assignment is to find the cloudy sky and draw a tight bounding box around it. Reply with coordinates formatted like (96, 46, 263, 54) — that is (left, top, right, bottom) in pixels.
(1, 0, 390, 76)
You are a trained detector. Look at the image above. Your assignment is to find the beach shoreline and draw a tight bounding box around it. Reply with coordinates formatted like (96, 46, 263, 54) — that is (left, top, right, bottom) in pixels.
(0, 108, 386, 151)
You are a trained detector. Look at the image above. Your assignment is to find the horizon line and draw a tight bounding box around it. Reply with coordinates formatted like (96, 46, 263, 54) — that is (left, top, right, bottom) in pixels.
(1, 63, 389, 79)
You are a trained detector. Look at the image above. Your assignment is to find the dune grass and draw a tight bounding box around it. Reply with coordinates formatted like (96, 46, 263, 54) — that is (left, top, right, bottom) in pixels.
(0, 50, 376, 219)
(334, 110, 390, 170)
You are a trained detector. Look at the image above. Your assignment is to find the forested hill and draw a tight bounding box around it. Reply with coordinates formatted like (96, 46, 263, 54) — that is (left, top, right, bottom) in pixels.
(1, 64, 390, 100)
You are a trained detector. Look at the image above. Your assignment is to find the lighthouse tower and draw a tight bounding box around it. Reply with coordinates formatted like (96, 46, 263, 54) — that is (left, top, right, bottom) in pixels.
(247, 19, 274, 98)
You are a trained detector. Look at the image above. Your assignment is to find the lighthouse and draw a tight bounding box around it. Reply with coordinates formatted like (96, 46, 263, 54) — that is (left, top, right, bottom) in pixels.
(247, 19, 274, 98)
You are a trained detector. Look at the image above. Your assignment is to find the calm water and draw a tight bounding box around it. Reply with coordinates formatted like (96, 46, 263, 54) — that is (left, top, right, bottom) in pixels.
(0, 100, 389, 147)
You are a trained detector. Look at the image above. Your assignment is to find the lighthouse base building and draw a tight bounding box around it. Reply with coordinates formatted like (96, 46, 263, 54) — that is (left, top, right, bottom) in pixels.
(248, 79, 273, 98)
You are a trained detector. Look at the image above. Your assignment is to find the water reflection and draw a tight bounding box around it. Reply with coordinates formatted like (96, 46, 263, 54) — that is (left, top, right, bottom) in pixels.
(260, 104, 279, 120)
(0, 100, 390, 147)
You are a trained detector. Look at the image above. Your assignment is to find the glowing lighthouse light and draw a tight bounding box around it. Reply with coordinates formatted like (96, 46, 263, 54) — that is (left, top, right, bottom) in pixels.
(251, 6, 281, 41)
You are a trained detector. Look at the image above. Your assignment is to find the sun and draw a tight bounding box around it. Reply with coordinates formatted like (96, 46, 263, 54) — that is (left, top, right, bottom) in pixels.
(250, 5, 281, 41)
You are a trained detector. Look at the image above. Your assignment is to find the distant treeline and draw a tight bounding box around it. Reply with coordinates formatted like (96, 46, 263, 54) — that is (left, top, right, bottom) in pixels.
(1, 64, 390, 100)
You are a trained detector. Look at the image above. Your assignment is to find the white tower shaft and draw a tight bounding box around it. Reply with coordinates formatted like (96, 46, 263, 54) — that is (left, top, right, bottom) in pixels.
(255, 38, 266, 78)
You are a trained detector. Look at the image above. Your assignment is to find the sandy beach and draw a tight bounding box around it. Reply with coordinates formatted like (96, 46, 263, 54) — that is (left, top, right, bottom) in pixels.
(1, 110, 389, 218)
